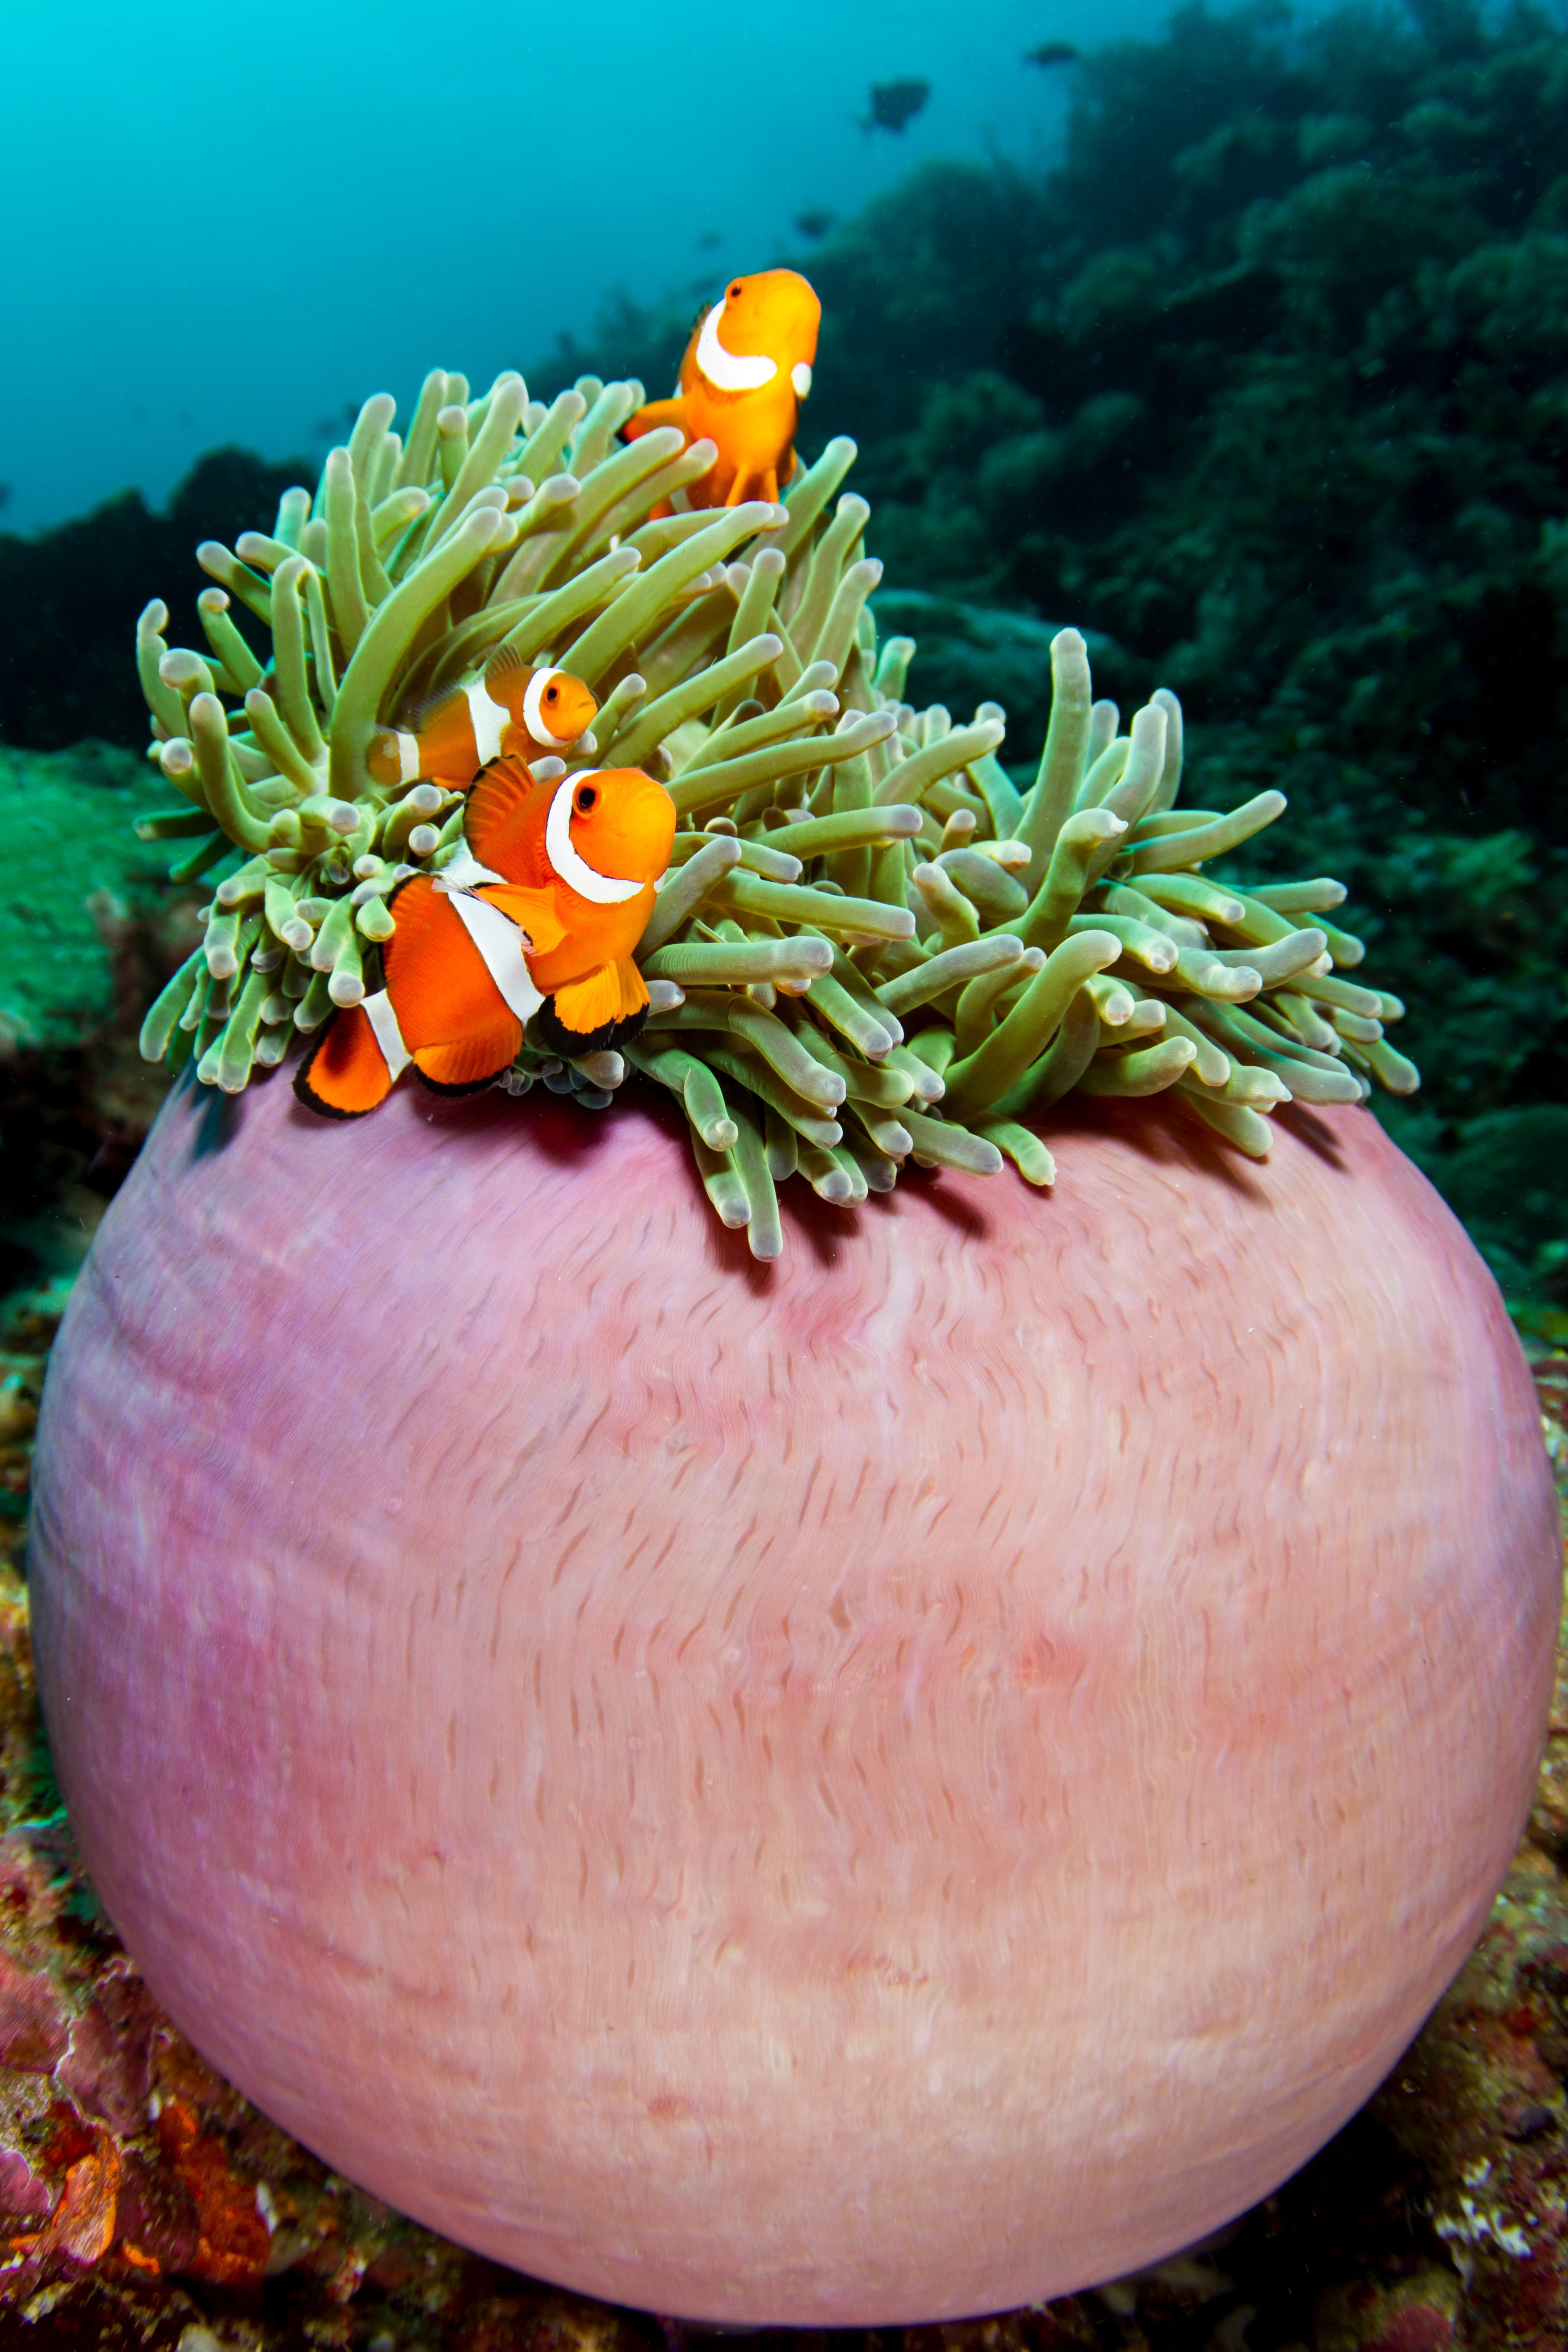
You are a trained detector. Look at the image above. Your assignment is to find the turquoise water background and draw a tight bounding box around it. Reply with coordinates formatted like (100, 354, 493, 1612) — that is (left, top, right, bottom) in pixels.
(6, 0, 1334, 532)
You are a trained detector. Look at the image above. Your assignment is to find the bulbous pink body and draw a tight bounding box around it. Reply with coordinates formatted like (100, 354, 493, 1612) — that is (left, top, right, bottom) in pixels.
(28, 1075, 1559, 2322)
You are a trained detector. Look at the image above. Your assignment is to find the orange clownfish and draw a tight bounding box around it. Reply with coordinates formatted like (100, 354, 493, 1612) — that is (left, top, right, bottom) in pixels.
(295, 758, 676, 1118)
(625, 268, 821, 508)
(366, 646, 599, 791)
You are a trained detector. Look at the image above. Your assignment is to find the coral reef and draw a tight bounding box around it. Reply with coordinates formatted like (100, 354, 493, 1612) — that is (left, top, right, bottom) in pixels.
(129, 373, 1414, 1254)
(544, 0, 1568, 1293)
(0, 742, 183, 1060)
(0, 1298, 1564, 2342)
(0, 451, 311, 753)
(0, 741, 190, 1310)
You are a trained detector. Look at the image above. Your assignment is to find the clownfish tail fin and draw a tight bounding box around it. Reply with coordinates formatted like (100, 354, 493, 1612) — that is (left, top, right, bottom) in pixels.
(294, 1007, 397, 1119)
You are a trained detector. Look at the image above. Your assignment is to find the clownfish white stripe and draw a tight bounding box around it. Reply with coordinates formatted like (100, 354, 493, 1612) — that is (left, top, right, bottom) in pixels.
(396, 731, 421, 785)
(433, 850, 506, 893)
(464, 678, 509, 766)
(544, 775, 644, 905)
(523, 665, 564, 743)
(444, 888, 547, 1023)
(361, 989, 412, 1080)
(791, 361, 812, 399)
(695, 304, 777, 394)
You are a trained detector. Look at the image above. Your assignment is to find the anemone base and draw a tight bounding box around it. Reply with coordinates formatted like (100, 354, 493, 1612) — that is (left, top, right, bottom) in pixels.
(28, 1074, 1560, 2322)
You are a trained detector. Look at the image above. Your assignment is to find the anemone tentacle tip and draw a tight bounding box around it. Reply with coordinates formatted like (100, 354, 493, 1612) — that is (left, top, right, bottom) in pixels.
(129, 364, 1414, 1251)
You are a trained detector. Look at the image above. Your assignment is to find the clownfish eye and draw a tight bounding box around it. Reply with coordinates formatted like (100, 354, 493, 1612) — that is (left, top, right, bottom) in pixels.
(728, 281, 742, 300)
(545, 684, 558, 702)
(574, 784, 598, 815)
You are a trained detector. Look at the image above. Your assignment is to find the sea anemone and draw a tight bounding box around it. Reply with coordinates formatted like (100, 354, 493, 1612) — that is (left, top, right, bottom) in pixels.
(129, 368, 1417, 1254)
(27, 362, 1561, 2323)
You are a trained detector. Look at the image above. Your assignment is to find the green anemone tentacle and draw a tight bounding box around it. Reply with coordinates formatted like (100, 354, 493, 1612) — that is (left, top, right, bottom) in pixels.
(132, 370, 1417, 1259)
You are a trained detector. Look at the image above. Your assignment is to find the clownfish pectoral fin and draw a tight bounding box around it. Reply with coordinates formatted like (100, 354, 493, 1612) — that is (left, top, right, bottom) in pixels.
(294, 1007, 398, 1119)
(411, 1016, 524, 1096)
(479, 883, 568, 955)
(551, 962, 633, 1036)
(536, 959, 651, 1056)
(612, 957, 651, 1023)
(625, 396, 687, 442)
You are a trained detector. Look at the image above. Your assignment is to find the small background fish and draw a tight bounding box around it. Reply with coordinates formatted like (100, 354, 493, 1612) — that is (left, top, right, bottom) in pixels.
(863, 79, 931, 134)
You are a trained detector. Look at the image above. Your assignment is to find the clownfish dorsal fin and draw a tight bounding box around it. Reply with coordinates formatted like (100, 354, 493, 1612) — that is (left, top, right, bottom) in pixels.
(399, 675, 460, 735)
(465, 754, 551, 881)
(484, 642, 526, 689)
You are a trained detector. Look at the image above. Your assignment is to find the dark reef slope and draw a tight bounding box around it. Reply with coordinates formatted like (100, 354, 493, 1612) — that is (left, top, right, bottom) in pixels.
(539, 0, 1568, 1305)
(0, 450, 305, 752)
(0, 0, 1564, 1297)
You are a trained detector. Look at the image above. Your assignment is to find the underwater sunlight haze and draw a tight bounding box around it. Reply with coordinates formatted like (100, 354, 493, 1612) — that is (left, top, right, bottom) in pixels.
(4, 0, 1351, 532)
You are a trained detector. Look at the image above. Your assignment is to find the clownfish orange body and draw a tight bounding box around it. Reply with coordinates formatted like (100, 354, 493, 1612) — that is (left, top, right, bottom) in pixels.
(366, 646, 599, 790)
(625, 269, 821, 509)
(295, 759, 676, 1119)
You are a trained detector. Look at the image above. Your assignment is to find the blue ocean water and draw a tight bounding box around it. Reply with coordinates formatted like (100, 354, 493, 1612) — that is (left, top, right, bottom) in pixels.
(6, 0, 1330, 532)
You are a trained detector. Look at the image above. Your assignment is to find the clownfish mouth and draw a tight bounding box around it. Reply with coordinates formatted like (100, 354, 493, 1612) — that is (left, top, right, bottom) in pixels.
(544, 776, 645, 904)
(695, 305, 777, 394)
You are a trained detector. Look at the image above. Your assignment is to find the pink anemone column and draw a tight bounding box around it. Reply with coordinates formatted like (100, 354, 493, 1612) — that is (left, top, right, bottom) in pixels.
(27, 1073, 1561, 2323)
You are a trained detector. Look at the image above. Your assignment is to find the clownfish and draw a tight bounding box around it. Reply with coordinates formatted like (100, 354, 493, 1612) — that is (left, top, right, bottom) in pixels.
(625, 269, 821, 509)
(366, 645, 599, 791)
(295, 759, 676, 1118)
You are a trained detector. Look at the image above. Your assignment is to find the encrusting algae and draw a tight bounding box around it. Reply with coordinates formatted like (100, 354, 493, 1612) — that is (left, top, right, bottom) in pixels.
(130, 338, 1420, 1259)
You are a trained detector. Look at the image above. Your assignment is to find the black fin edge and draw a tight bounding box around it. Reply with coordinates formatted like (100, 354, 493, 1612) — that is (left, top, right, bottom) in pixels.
(413, 1063, 516, 1099)
(293, 1022, 380, 1121)
(532, 1000, 650, 1061)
